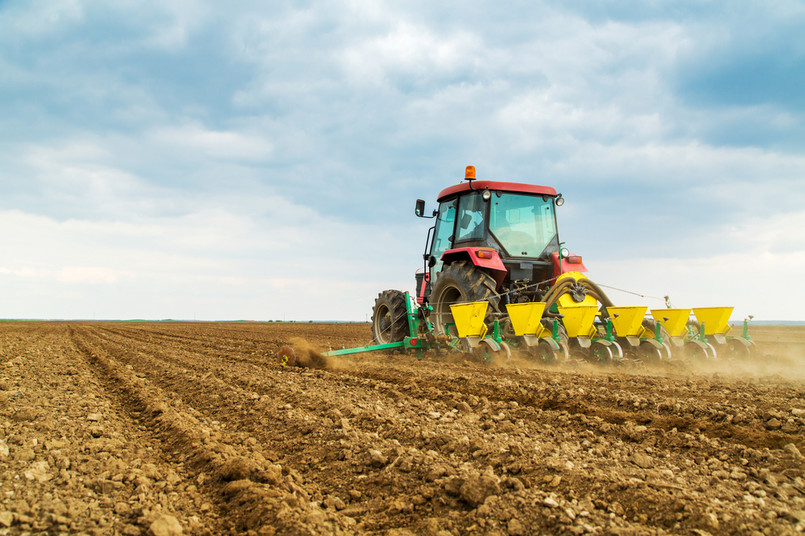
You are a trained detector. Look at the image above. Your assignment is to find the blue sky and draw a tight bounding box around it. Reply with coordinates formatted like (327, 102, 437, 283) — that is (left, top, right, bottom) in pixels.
(1, 0, 803, 321)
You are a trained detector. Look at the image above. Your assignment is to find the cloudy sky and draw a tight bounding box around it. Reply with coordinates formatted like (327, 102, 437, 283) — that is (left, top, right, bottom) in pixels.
(1, 0, 803, 321)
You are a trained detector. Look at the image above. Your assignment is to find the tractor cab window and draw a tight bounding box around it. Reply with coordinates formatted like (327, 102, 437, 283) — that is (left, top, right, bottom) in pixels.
(430, 199, 456, 273)
(489, 193, 557, 257)
(455, 191, 486, 242)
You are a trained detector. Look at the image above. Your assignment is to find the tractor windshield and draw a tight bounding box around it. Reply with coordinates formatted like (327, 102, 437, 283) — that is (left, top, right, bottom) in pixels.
(455, 191, 485, 242)
(489, 193, 557, 257)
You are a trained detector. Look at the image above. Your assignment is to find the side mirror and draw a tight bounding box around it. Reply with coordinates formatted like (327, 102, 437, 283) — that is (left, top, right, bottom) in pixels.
(415, 199, 426, 217)
(428, 255, 437, 268)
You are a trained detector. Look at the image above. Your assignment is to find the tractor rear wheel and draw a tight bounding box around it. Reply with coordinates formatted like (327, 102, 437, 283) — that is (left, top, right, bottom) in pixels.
(371, 290, 410, 344)
(430, 260, 499, 336)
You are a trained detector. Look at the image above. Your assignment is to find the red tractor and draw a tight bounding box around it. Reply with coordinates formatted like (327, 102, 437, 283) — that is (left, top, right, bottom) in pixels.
(277, 165, 753, 367)
(371, 165, 615, 356)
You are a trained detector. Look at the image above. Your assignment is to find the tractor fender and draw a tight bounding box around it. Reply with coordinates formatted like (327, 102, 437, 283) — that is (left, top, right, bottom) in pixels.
(441, 247, 507, 288)
(551, 251, 588, 278)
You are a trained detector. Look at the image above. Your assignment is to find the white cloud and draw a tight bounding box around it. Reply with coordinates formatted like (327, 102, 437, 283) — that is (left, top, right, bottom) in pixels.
(1, 1, 803, 321)
(0, 0, 84, 38)
(496, 93, 664, 150)
(722, 210, 805, 252)
(0, 267, 42, 278)
(14, 142, 172, 219)
(0, 198, 419, 320)
(57, 266, 133, 284)
(555, 140, 805, 188)
(341, 22, 480, 86)
(594, 249, 805, 322)
(149, 123, 273, 162)
(590, 208, 805, 321)
(141, 0, 211, 50)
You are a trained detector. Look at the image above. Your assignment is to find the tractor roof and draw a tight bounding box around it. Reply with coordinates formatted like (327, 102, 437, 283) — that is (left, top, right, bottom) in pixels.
(437, 181, 557, 202)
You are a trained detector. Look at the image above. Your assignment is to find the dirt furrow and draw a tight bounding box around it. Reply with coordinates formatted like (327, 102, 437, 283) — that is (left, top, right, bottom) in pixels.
(96, 323, 805, 453)
(3, 322, 804, 535)
(316, 354, 805, 450)
(68, 325, 354, 535)
(1, 324, 217, 534)
(71, 324, 805, 535)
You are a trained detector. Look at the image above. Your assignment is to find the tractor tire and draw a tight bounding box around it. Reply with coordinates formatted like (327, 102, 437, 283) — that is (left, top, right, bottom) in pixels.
(371, 290, 410, 344)
(430, 260, 499, 336)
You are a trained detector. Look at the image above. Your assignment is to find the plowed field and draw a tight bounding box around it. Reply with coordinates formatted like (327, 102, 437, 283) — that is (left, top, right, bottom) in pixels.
(1, 322, 804, 535)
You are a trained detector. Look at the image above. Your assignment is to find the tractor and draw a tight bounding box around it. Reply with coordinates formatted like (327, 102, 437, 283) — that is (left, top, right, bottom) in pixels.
(370, 165, 625, 362)
(278, 166, 753, 367)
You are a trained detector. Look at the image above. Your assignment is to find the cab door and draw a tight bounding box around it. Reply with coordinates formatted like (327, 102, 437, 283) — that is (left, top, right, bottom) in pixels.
(429, 199, 457, 275)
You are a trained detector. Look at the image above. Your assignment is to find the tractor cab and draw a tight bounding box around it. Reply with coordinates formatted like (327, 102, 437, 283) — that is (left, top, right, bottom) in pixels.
(415, 166, 585, 311)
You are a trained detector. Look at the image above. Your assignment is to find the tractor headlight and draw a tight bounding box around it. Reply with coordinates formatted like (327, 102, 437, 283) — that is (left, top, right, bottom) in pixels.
(560, 247, 569, 258)
(482, 188, 491, 201)
(555, 194, 564, 206)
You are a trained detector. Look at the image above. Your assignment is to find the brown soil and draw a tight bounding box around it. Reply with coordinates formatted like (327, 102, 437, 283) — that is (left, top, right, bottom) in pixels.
(1, 322, 804, 535)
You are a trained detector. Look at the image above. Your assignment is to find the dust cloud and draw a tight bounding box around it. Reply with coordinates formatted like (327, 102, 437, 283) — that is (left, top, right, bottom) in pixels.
(287, 337, 333, 369)
(282, 326, 805, 383)
(481, 325, 805, 383)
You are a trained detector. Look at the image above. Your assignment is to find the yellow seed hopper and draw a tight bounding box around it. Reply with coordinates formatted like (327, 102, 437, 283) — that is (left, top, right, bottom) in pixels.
(449, 301, 510, 359)
(692, 307, 733, 343)
(651, 308, 692, 342)
(608, 306, 667, 360)
(450, 301, 489, 338)
(557, 304, 598, 343)
(558, 303, 623, 362)
(505, 302, 564, 362)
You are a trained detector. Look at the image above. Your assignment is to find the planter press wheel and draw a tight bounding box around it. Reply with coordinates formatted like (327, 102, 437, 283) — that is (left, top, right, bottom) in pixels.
(277, 345, 297, 367)
(496, 341, 512, 363)
(476, 339, 510, 364)
(641, 318, 671, 361)
(558, 339, 570, 361)
(462, 338, 511, 364)
(458, 338, 507, 363)
(638, 340, 663, 363)
(610, 340, 624, 361)
(541, 318, 570, 362)
(727, 338, 755, 359)
(528, 339, 562, 364)
(684, 341, 711, 360)
(589, 342, 614, 365)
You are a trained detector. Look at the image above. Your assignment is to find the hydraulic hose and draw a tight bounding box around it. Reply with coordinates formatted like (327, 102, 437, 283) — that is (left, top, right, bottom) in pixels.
(542, 279, 575, 308)
(577, 278, 614, 307)
(542, 277, 614, 310)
